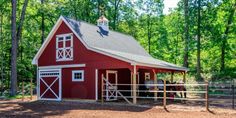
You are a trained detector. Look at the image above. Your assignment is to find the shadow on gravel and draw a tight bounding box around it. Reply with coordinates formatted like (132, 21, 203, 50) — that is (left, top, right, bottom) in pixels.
(0, 100, 153, 118)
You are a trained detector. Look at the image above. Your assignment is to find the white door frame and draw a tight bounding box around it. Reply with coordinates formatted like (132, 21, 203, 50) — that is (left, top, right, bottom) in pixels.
(38, 69, 62, 101)
(105, 70, 118, 101)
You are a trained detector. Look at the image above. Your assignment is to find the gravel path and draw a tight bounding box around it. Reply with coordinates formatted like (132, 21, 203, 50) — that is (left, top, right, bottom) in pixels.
(0, 98, 236, 118)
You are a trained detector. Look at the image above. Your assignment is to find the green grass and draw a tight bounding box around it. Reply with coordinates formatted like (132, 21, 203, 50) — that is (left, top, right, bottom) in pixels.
(5, 94, 32, 99)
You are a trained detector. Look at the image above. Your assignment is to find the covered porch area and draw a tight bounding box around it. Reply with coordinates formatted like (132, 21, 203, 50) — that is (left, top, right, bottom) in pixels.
(98, 64, 188, 104)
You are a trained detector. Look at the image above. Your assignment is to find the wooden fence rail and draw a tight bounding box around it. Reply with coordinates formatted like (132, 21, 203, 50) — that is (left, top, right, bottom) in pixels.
(101, 80, 209, 111)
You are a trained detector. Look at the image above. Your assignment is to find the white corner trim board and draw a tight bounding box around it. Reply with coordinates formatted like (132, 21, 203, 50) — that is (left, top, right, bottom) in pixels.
(38, 64, 86, 69)
(95, 69, 98, 101)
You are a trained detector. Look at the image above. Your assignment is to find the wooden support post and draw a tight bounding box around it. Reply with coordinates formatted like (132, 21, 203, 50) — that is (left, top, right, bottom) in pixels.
(183, 72, 186, 83)
(22, 81, 24, 101)
(171, 72, 174, 83)
(132, 65, 137, 104)
(130, 72, 133, 96)
(163, 80, 166, 109)
(30, 78, 33, 100)
(232, 82, 235, 109)
(205, 82, 209, 111)
(153, 70, 157, 101)
(101, 74, 104, 104)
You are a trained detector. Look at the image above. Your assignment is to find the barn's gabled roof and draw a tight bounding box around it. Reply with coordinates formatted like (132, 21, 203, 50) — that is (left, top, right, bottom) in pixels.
(63, 17, 151, 57)
(32, 16, 187, 71)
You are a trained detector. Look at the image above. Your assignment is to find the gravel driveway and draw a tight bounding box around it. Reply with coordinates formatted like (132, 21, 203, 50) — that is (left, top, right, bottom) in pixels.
(0, 98, 236, 118)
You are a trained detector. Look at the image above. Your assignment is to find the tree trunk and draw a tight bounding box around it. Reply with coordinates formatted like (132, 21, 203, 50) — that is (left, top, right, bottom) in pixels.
(183, 0, 189, 68)
(113, 0, 120, 30)
(97, 0, 102, 16)
(0, 10, 4, 95)
(175, 32, 179, 64)
(41, 0, 45, 44)
(220, 2, 236, 71)
(69, 0, 78, 20)
(10, 0, 17, 96)
(147, 14, 151, 54)
(196, 0, 201, 80)
(17, 0, 28, 42)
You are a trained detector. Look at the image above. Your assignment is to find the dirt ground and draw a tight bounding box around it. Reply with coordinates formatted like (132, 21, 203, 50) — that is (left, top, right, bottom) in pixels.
(0, 98, 236, 118)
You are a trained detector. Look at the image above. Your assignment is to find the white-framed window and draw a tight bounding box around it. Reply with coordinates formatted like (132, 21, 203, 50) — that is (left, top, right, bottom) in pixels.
(72, 70, 84, 82)
(145, 72, 150, 80)
(56, 33, 73, 61)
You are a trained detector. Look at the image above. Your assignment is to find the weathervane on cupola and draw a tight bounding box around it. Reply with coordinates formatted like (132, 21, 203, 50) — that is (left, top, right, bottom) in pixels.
(97, 4, 109, 36)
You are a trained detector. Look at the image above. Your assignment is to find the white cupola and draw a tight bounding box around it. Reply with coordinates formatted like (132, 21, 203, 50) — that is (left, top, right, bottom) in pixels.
(97, 15, 109, 33)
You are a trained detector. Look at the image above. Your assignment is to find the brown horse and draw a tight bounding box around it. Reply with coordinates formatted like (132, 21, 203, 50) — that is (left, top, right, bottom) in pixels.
(167, 81, 187, 98)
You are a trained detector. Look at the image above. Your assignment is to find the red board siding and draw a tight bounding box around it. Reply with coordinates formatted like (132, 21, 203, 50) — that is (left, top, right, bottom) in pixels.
(38, 21, 132, 100)
(61, 67, 95, 99)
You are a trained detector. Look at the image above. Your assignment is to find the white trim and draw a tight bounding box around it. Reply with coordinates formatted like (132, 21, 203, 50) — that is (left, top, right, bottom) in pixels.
(131, 62, 188, 71)
(105, 70, 118, 101)
(56, 33, 73, 37)
(38, 98, 61, 101)
(106, 70, 117, 74)
(59, 69, 62, 99)
(38, 64, 86, 69)
(95, 69, 98, 101)
(72, 70, 84, 82)
(37, 66, 39, 100)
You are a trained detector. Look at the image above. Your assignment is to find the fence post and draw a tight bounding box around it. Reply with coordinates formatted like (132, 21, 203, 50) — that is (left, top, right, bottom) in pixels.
(163, 80, 166, 109)
(153, 70, 157, 101)
(130, 72, 133, 96)
(132, 65, 137, 104)
(101, 74, 104, 104)
(30, 78, 33, 100)
(205, 82, 209, 111)
(232, 81, 235, 109)
(22, 81, 24, 101)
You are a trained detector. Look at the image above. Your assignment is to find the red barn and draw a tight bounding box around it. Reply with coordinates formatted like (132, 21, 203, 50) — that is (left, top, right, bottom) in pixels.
(32, 16, 187, 103)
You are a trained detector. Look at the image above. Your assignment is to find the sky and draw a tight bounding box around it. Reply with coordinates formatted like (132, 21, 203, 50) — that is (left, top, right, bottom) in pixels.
(163, 0, 180, 14)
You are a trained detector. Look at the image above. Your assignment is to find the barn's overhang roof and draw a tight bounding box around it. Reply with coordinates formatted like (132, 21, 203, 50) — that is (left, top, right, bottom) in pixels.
(32, 16, 188, 72)
(92, 47, 188, 71)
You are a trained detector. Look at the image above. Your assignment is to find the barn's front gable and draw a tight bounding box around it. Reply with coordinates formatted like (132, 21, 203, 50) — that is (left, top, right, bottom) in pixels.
(35, 16, 134, 100)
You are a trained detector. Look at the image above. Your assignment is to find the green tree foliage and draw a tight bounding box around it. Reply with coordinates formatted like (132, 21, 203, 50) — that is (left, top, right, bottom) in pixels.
(0, 0, 235, 93)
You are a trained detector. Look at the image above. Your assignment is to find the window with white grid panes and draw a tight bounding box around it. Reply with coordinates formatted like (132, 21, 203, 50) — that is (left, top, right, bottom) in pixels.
(72, 70, 84, 82)
(56, 33, 73, 61)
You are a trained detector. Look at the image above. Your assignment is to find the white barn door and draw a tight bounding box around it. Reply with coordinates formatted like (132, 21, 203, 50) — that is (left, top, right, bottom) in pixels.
(38, 69, 61, 101)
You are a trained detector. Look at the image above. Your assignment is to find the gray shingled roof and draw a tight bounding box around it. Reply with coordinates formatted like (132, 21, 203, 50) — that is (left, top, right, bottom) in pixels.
(63, 17, 187, 71)
(64, 17, 150, 57)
